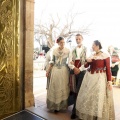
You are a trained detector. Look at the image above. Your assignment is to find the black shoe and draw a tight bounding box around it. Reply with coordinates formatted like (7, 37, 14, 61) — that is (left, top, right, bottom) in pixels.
(71, 114, 77, 119)
(54, 110, 59, 113)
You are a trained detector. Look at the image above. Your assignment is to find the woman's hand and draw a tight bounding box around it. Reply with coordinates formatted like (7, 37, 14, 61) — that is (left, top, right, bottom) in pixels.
(46, 68, 51, 77)
(107, 81, 112, 90)
(86, 58, 92, 63)
(111, 64, 115, 68)
(74, 67, 80, 75)
(70, 61, 74, 65)
(46, 72, 49, 77)
(46, 65, 53, 77)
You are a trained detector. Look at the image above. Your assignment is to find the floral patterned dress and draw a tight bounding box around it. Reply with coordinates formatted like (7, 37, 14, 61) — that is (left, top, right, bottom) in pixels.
(47, 47, 70, 111)
(76, 52, 115, 120)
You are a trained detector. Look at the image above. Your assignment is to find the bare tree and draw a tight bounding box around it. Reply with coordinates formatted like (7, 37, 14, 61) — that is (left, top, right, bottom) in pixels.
(34, 12, 91, 49)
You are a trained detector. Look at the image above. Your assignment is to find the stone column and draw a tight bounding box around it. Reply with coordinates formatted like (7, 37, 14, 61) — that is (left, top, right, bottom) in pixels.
(24, 0, 35, 107)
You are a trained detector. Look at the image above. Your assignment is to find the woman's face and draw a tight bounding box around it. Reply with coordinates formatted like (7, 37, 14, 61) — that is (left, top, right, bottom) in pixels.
(92, 42, 99, 52)
(58, 39, 65, 48)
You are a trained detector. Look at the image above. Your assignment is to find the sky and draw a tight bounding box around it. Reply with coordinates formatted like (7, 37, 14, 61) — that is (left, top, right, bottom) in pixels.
(34, 0, 120, 50)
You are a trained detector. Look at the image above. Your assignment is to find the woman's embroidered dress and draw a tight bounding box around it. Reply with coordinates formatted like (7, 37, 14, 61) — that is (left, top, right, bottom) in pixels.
(76, 53, 115, 120)
(47, 47, 70, 111)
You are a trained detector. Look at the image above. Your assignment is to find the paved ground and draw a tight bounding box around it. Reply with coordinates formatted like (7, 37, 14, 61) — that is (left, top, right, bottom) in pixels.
(31, 57, 120, 120)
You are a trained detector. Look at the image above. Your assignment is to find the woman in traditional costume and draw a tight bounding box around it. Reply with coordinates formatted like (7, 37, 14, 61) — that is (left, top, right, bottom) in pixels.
(76, 40, 115, 120)
(46, 37, 70, 112)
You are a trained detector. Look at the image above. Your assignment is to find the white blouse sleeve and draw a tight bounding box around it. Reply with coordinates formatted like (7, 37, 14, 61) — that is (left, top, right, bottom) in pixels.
(68, 51, 75, 69)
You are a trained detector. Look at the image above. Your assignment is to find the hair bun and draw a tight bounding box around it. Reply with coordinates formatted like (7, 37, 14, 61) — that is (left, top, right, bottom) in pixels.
(56, 37, 64, 43)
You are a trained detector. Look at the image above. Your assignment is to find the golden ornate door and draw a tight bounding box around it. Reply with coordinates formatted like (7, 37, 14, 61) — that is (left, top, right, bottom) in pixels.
(0, 0, 23, 118)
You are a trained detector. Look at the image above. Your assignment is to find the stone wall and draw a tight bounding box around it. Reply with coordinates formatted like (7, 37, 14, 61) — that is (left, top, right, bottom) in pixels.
(24, 0, 35, 107)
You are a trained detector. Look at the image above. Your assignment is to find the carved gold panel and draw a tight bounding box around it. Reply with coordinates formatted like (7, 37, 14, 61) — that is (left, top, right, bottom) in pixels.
(0, 0, 22, 118)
